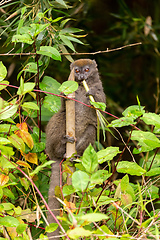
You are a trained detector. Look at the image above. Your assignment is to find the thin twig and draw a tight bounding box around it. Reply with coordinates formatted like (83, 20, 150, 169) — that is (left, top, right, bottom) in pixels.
(0, 42, 142, 56)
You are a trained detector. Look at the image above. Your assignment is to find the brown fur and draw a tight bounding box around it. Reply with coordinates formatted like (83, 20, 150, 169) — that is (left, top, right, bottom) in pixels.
(46, 59, 106, 238)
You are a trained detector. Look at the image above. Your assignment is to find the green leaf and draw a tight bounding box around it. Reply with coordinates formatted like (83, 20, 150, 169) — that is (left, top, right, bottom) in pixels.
(23, 62, 37, 74)
(43, 95, 61, 113)
(80, 213, 109, 222)
(0, 188, 3, 199)
(0, 105, 18, 120)
(0, 216, 20, 227)
(90, 170, 111, 185)
(72, 171, 90, 191)
(8, 134, 25, 152)
(0, 124, 18, 132)
(90, 101, 106, 111)
(0, 202, 14, 210)
(122, 105, 145, 119)
(58, 81, 78, 95)
(17, 82, 35, 95)
(55, 0, 68, 8)
(131, 130, 160, 153)
(16, 223, 27, 234)
(30, 161, 54, 176)
(0, 137, 11, 145)
(30, 23, 50, 37)
(12, 34, 34, 44)
(37, 46, 61, 61)
(22, 102, 39, 110)
(82, 144, 98, 173)
(45, 223, 58, 233)
(121, 174, 129, 191)
(66, 36, 84, 45)
(0, 62, 7, 81)
(68, 227, 92, 239)
(3, 188, 15, 199)
(60, 34, 76, 51)
(117, 161, 146, 176)
(146, 168, 160, 176)
(63, 185, 75, 197)
(40, 76, 61, 94)
(141, 112, 160, 128)
(108, 116, 135, 128)
(97, 146, 121, 164)
(0, 81, 9, 90)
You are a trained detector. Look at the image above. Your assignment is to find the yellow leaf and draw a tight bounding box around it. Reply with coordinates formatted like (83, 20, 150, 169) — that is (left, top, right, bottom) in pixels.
(64, 199, 76, 212)
(0, 174, 9, 186)
(16, 160, 31, 169)
(15, 122, 34, 149)
(24, 152, 38, 165)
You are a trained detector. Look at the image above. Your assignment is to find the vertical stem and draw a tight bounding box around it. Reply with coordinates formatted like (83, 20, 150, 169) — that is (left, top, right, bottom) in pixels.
(33, 40, 41, 141)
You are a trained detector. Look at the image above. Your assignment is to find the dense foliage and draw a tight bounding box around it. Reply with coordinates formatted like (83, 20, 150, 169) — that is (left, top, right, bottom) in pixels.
(0, 0, 160, 239)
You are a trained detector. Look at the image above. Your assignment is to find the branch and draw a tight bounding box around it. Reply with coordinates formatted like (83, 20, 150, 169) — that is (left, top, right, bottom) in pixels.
(0, 42, 142, 56)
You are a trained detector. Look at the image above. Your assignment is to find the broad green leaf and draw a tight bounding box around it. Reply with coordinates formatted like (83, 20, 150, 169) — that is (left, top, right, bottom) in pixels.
(0, 137, 11, 144)
(0, 188, 3, 199)
(95, 196, 116, 205)
(59, 81, 78, 95)
(121, 174, 129, 191)
(37, 46, 61, 61)
(40, 76, 61, 94)
(17, 82, 35, 95)
(0, 202, 14, 210)
(108, 116, 135, 128)
(95, 225, 115, 240)
(90, 101, 106, 111)
(59, 44, 74, 62)
(0, 216, 19, 227)
(90, 170, 111, 185)
(63, 185, 75, 197)
(12, 34, 34, 44)
(0, 105, 18, 120)
(30, 161, 54, 176)
(122, 105, 145, 119)
(117, 161, 146, 176)
(82, 144, 98, 173)
(3, 188, 15, 199)
(8, 134, 25, 152)
(146, 168, 160, 176)
(141, 112, 160, 128)
(80, 213, 109, 222)
(43, 95, 61, 113)
(60, 34, 75, 52)
(23, 62, 37, 74)
(131, 130, 160, 153)
(0, 81, 9, 90)
(67, 227, 92, 239)
(0, 62, 7, 81)
(22, 102, 39, 110)
(16, 223, 27, 234)
(97, 146, 121, 164)
(72, 171, 90, 191)
(45, 223, 58, 233)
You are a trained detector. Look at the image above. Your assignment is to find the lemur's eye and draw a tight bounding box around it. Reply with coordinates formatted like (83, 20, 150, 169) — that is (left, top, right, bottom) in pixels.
(85, 68, 89, 72)
(75, 69, 80, 73)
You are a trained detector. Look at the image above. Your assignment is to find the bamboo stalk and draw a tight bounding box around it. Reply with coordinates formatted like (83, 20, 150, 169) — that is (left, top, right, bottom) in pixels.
(66, 67, 76, 185)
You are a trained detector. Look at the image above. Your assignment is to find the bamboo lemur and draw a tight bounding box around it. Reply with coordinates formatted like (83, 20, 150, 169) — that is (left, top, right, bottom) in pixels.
(46, 59, 106, 237)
